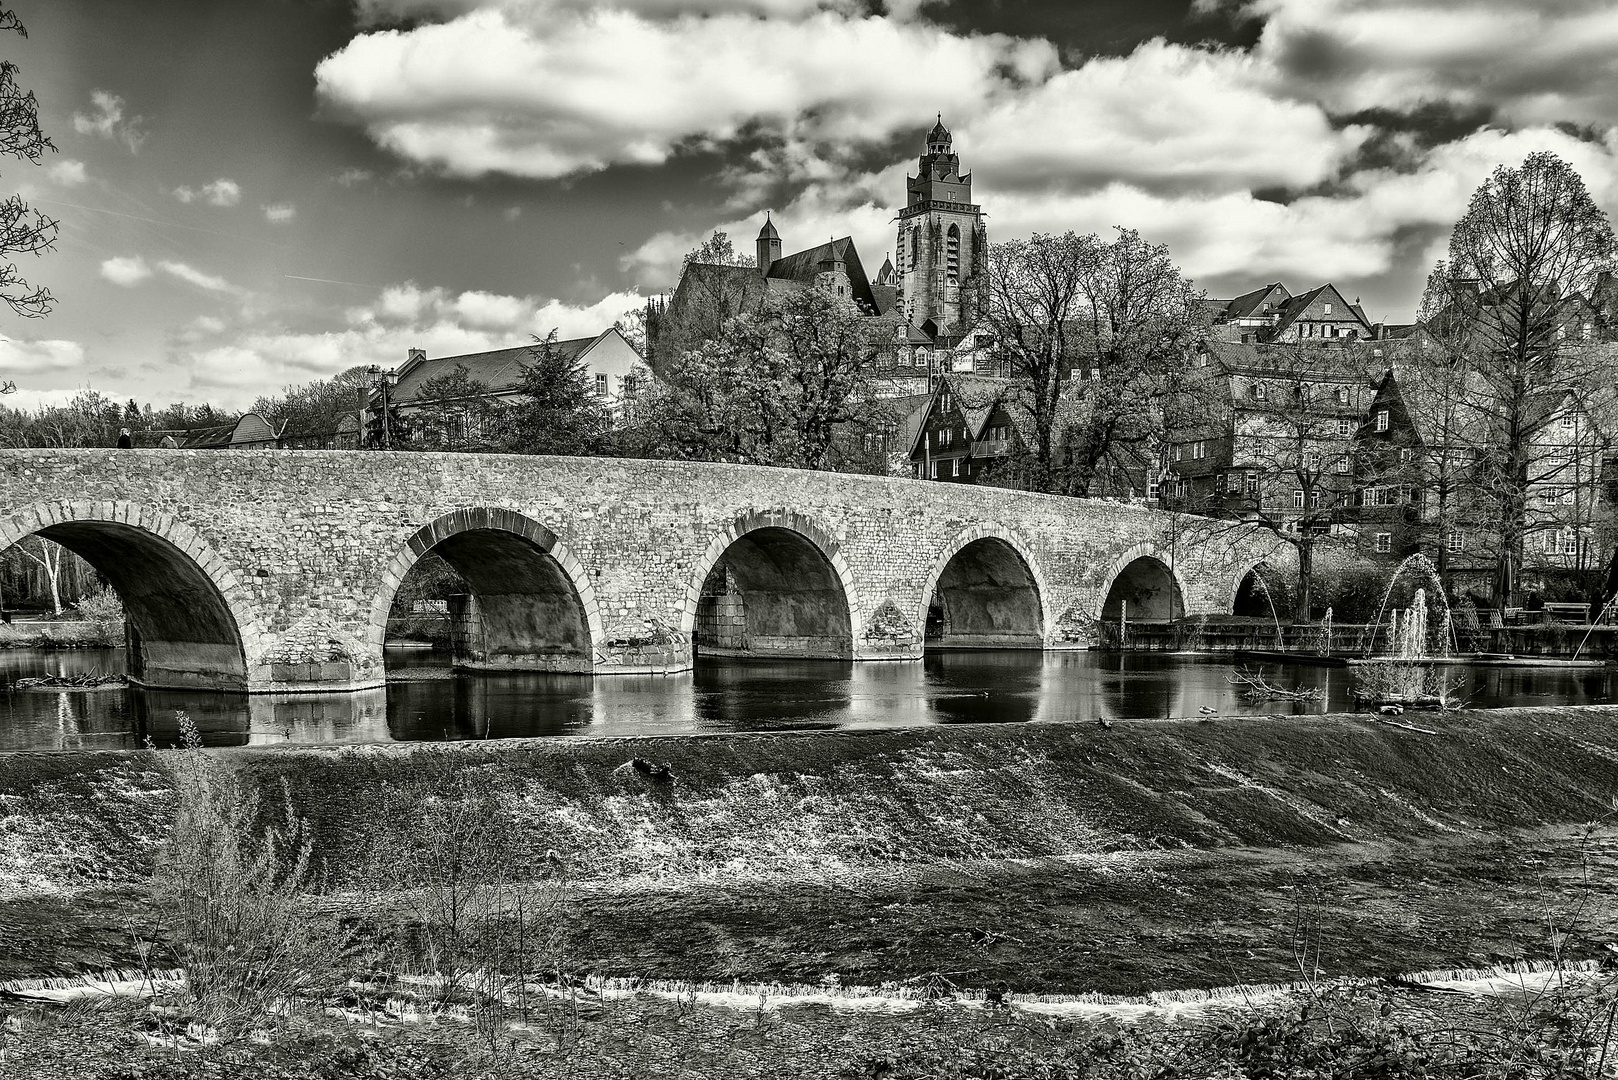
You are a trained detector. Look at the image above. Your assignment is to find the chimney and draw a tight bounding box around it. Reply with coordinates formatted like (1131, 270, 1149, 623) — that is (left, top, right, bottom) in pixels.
(406, 347, 426, 366)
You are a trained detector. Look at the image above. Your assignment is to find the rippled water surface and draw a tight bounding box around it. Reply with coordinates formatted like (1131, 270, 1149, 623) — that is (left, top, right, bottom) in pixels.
(1, 646, 1613, 750)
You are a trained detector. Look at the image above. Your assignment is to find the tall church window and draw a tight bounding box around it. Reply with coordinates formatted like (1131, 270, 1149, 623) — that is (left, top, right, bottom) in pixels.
(946, 224, 960, 285)
(911, 225, 921, 273)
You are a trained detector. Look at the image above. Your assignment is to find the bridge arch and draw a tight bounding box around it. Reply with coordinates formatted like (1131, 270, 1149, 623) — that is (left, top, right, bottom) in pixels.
(1097, 544, 1189, 623)
(0, 500, 262, 691)
(682, 509, 861, 660)
(917, 526, 1048, 648)
(370, 507, 603, 672)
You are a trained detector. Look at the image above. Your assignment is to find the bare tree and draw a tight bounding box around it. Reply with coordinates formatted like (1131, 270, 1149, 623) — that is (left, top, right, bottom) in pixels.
(982, 229, 1205, 495)
(0, 7, 58, 318)
(1177, 343, 1377, 620)
(16, 534, 64, 614)
(1425, 152, 1617, 608)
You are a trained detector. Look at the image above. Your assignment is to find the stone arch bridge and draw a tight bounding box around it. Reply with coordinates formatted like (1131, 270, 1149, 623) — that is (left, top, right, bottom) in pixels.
(0, 451, 1289, 692)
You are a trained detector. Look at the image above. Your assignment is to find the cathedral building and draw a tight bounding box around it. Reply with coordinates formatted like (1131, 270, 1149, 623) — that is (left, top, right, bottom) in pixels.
(654, 117, 989, 378)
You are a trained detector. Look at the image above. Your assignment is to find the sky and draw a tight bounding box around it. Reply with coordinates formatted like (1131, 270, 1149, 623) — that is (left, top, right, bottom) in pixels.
(6, 0, 1618, 410)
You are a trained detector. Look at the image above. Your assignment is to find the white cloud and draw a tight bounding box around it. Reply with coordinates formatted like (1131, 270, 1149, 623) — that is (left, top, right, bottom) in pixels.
(173, 178, 242, 207)
(0, 386, 93, 411)
(99, 255, 153, 287)
(158, 261, 241, 294)
(1251, 0, 1618, 127)
(47, 160, 87, 186)
(71, 90, 145, 152)
(316, 6, 1056, 179)
(0, 338, 87, 375)
(179, 281, 647, 406)
(263, 203, 297, 223)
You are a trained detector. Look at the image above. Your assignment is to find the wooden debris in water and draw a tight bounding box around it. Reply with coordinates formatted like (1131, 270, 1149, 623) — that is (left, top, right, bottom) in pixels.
(1228, 666, 1323, 703)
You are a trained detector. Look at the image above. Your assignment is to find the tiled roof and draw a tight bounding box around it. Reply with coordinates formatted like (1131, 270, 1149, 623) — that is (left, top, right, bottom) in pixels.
(1221, 283, 1288, 322)
(391, 335, 597, 402)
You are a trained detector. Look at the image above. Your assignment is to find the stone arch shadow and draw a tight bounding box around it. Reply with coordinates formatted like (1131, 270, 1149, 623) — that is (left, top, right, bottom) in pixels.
(1095, 543, 1191, 622)
(916, 525, 1050, 648)
(369, 507, 605, 673)
(0, 500, 265, 691)
(680, 509, 863, 660)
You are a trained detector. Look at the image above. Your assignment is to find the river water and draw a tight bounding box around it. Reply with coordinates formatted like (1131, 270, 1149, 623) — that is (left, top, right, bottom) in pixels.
(1, 646, 1614, 751)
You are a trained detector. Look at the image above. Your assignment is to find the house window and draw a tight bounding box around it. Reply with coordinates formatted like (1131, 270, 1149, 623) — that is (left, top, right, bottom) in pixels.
(1399, 448, 1412, 463)
(1324, 302, 1332, 315)
(1545, 529, 1561, 555)
(623, 374, 639, 397)
(1310, 489, 1323, 508)
(930, 460, 940, 479)
(1293, 489, 1304, 508)
(595, 373, 609, 396)
(1376, 533, 1392, 553)
(1254, 382, 1267, 401)
(1193, 441, 1206, 460)
(1375, 410, 1389, 432)
(1338, 418, 1352, 437)
(1147, 478, 1161, 500)
(939, 428, 952, 447)
(950, 458, 960, 478)
(1446, 531, 1463, 552)
(1560, 415, 1576, 430)
(1246, 472, 1258, 495)
(1565, 531, 1580, 555)
(1336, 388, 1350, 404)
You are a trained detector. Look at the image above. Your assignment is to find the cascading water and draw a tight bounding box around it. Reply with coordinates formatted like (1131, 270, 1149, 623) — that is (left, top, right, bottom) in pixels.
(1365, 553, 1453, 658)
(1248, 566, 1285, 650)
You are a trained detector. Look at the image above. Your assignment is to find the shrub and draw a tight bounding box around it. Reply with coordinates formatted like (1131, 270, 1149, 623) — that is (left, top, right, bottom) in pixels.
(149, 712, 329, 1037)
(72, 586, 125, 646)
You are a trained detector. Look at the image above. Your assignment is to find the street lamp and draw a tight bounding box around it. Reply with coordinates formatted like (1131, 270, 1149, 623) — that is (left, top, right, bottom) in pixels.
(366, 365, 400, 449)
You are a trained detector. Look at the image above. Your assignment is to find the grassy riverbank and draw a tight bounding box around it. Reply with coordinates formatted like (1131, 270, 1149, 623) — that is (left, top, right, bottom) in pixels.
(5, 706, 1617, 897)
(3, 707, 1616, 1075)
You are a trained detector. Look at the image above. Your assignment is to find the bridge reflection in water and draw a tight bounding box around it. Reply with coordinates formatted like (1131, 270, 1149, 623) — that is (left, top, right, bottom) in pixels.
(5, 647, 1617, 751)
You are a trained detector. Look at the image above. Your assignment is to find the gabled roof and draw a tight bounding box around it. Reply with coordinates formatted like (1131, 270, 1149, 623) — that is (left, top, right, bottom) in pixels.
(179, 412, 280, 449)
(764, 236, 881, 313)
(390, 330, 611, 402)
(1219, 283, 1290, 322)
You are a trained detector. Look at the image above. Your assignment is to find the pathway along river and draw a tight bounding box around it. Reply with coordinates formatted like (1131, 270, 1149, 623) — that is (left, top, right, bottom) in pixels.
(3, 647, 1616, 750)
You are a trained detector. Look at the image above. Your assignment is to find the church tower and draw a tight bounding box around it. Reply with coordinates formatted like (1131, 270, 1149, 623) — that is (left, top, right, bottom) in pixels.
(895, 116, 986, 340)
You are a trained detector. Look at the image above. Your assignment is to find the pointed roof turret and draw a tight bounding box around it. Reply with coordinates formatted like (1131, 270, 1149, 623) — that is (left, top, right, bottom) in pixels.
(927, 113, 950, 145)
(757, 211, 779, 240)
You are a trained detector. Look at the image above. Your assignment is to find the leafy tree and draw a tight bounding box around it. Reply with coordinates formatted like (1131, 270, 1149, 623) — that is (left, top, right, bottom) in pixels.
(502, 330, 611, 456)
(0, 7, 57, 319)
(1424, 152, 1617, 608)
(630, 289, 888, 470)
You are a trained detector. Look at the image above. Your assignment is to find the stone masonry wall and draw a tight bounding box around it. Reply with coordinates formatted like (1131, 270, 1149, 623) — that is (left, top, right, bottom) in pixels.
(0, 450, 1294, 690)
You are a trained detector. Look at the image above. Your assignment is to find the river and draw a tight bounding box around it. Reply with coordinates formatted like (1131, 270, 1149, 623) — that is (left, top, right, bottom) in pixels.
(1, 646, 1613, 751)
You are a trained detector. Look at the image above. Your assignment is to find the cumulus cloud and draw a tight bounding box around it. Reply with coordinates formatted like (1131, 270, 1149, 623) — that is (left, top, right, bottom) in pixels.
(263, 203, 297, 223)
(0, 338, 87, 375)
(99, 255, 153, 287)
(178, 281, 647, 405)
(1251, 0, 1618, 128)
(47, 160, 87, 186)
(173, 178, 242, 207)
(71, 90, 146, 152)
(316, 6, 1055, 179)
